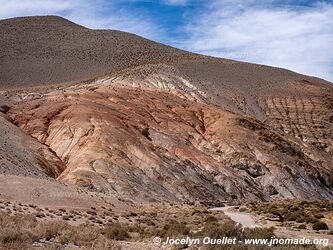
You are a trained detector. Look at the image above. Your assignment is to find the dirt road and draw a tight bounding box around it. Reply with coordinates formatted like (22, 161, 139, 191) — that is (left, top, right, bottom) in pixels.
(209, 206, 260, 228)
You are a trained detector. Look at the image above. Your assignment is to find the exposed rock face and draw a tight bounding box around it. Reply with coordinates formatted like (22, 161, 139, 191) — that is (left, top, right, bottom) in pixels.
(1, 16, 332, 205)
(0, 115, 64, 178)
(8, 78, 333, 204)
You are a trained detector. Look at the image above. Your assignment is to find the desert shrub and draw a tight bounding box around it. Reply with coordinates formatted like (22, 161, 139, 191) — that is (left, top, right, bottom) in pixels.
(242, 227, 275, 240)
(139, 218, 155, 226)
(205, 215, 218, 223)
(33, 220, 68, 240)
(57, 228, 75, 245)
(191, 209, 202, 215)
(305, 216, 318, 224)
(35, 212, 46, 218)
(128, 224, 145, 235)
(0, 225, 34, 245)
(140, 226, 159, 238)
(91, 236, 121, 250)
(104, 223, 130, 240)
(312, 221, 328, 231)
(286, 211, 304, 221)
(87, 211, 97, 216)
(239, 207, 248, 212)
(197, 220, 242, 238)
(298, 224, 307, 229)
(62, 215, 71, 220)
(129, 212, 138, 217)
(191, 208, 209, 215)
(295, 216, 306, 223)
(0, 211, 109, 248)
(0, 212, 37, 228)
(265, 207, 284, 221)
(34, 221, 101, 247)
(314, 214, 324, 219)
(158, 219, 190, 238)
(0, 213, 37, 247)
(71, 224, 101, 246)
(300, 201, 309, 206)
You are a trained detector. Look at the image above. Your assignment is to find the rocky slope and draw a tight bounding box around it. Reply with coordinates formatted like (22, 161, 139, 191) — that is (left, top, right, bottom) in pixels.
(0, 16, 196, 88)
(0, 16, 332, 205)
(0, 109, 64, 178)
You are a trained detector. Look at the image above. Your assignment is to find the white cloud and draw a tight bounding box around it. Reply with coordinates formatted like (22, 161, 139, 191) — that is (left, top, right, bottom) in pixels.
(181, 1, 333, 81)
(0, 0, 163, 40)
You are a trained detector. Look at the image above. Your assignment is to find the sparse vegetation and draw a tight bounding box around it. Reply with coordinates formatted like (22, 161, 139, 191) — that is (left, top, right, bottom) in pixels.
(103, 223, 130, 240)
(0, 199, 330, 249)
(0, 212, 117, 248)
(158, 219, 190, 237)
(247, 199, 332, 231)
(197, 219, 242, 239)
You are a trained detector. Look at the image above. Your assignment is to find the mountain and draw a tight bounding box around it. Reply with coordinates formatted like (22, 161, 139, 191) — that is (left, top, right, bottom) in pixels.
(0, 15, 195, 88)
(0, 16, 332, 206)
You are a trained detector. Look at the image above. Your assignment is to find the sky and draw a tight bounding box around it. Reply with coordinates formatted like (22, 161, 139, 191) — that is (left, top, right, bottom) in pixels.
(1, 0, 333, 81)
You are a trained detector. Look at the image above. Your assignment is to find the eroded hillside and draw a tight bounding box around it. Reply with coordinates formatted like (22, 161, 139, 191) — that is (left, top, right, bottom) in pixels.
(4, 70, 332, 205)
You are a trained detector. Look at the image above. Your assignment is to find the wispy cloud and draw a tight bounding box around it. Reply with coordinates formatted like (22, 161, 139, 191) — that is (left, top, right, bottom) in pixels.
(0, 0, 163, 40)
(180, 1, 333, 81)
(161, 0, 190, 5)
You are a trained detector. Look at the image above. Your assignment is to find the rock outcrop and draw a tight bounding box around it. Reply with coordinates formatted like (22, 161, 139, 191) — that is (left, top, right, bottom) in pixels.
(8, 76, 333, 204)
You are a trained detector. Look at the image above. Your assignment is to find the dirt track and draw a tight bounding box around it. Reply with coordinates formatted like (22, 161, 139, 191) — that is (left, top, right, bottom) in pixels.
(210, 207, 260, 228)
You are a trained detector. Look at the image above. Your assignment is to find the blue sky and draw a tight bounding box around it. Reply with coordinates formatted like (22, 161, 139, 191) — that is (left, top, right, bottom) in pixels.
(1, 0, 333, 81)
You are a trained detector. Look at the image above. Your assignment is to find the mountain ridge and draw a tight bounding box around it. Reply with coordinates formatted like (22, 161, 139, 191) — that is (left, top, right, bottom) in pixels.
(1, 15, 331, 89)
